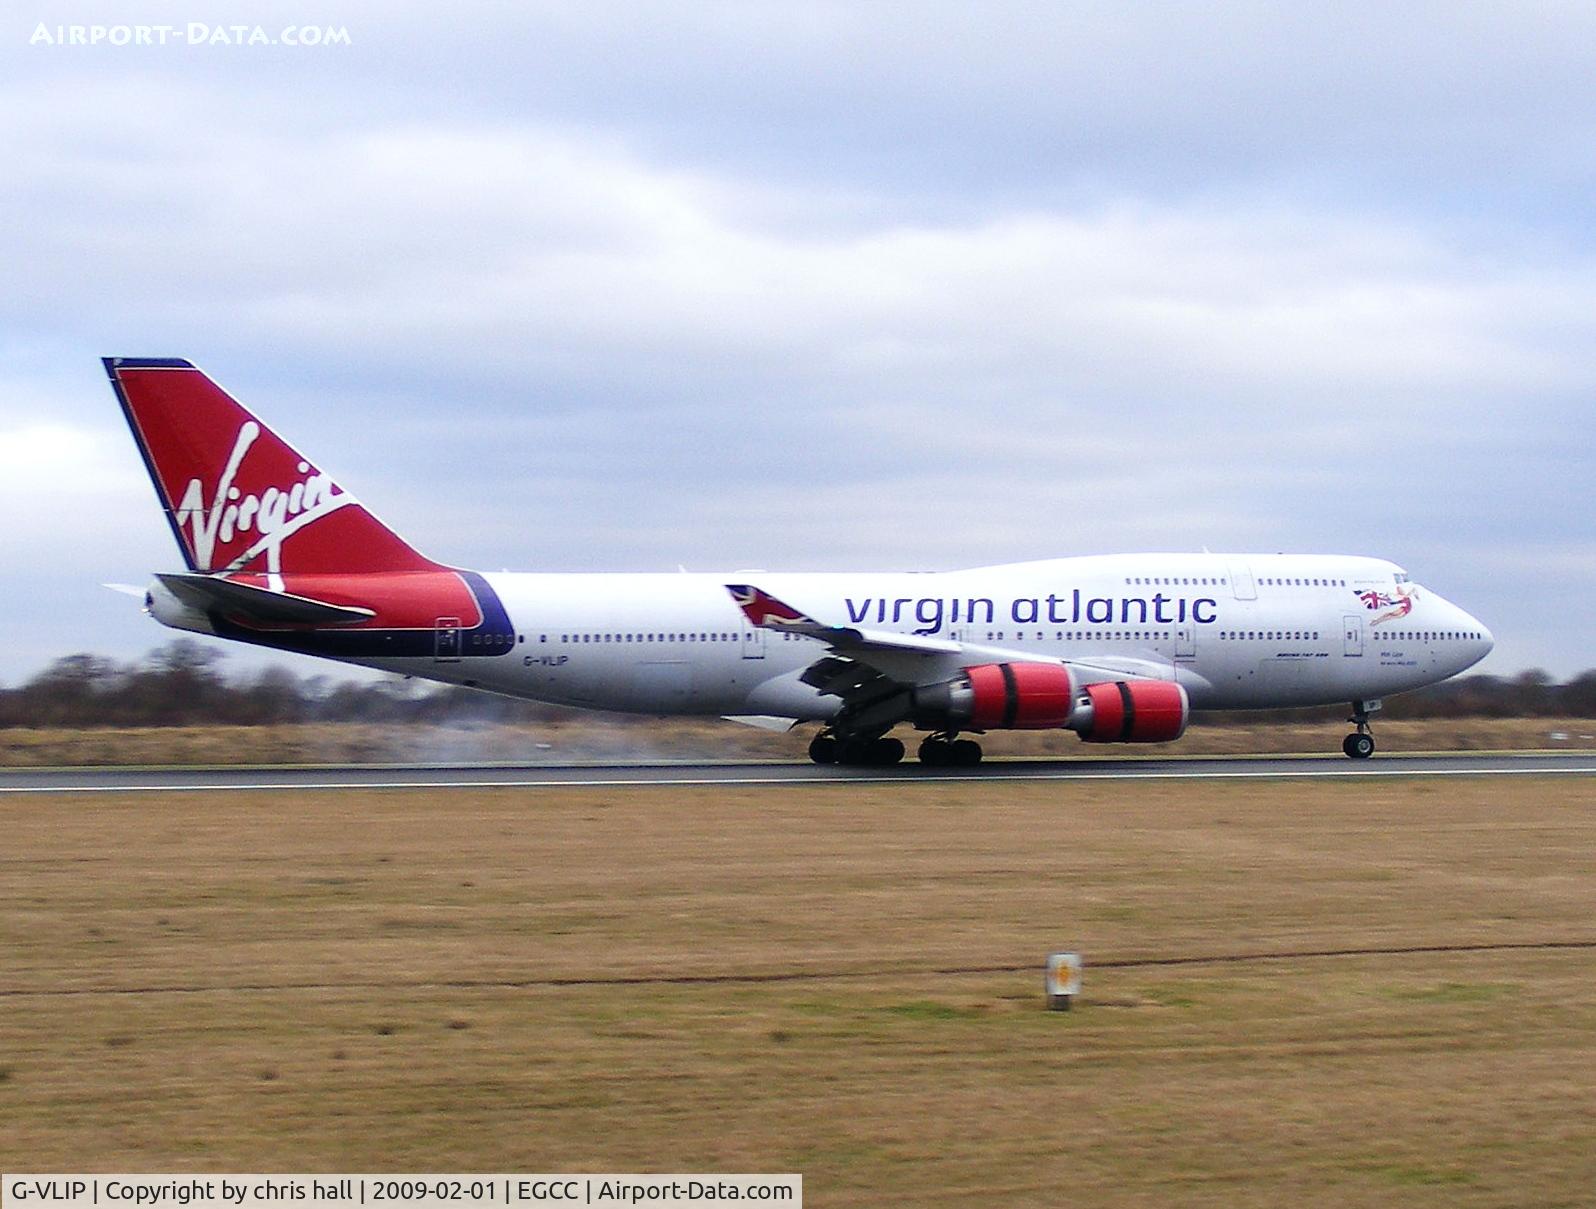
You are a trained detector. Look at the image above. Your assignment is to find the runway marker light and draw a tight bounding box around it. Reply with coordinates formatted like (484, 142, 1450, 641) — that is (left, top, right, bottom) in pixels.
(1046, 951, 1083, 1011)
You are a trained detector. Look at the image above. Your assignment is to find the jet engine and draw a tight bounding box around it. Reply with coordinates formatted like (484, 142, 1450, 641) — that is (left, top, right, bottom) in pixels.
(1073, 678, 1189, 743)
(911, 661, 1074, 730)
(911, 662, 1189, 743)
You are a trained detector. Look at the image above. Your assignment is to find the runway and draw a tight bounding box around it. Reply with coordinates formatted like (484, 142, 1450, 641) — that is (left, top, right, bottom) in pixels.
(1, 751, 1592, 793)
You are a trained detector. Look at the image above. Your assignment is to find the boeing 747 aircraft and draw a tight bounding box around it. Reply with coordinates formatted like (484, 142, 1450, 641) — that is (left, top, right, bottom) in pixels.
(105, 358, 1493, 765)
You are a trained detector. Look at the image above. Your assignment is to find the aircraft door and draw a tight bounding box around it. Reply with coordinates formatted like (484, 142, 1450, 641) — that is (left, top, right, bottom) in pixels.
(435, 617, 462, 662)
(740, 616, 767, 659)
(1174, 624, 1196, 660)
(1342, 614, 1364, 657)
(1228, 562, 1257, 600)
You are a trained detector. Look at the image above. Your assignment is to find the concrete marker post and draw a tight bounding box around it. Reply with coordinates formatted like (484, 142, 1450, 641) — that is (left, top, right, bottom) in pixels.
(1046, 951, 1083, 1010)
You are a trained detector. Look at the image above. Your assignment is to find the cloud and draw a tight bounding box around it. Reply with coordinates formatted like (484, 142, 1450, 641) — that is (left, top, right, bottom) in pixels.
(1, 6, 1592, 678)
(8, 91, 1594, 408)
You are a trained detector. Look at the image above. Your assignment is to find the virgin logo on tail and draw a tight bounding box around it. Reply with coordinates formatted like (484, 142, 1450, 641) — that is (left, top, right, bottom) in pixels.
(174, 421, 354, 573)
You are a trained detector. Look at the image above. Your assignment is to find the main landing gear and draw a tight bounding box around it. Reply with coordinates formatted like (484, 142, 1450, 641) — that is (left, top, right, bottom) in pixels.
(808, 730, 905, 767)
(1342, 700, 1379, 759)
(807, 729, 983, 767)
(917, 733, 984, 767)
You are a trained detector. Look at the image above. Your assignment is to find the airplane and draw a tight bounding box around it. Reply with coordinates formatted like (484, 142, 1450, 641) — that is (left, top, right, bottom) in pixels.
(104, 357, 1494, 766)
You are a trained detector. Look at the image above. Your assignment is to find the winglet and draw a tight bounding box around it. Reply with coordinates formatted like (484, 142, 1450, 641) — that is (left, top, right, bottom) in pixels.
(725, 584, 823, 632)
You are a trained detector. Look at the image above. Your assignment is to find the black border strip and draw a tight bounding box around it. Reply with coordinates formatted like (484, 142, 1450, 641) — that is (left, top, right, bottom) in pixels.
(999, 662, 1019, 729)
(1117, 681, 1135, 741)
(102, 357, 199, 571)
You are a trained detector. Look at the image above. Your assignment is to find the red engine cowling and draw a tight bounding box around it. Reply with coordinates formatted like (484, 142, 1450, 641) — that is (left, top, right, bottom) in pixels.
(966, 662, 1075, 729)
(1078, 679, 1189, 743)
(912, 662, 1074, 730)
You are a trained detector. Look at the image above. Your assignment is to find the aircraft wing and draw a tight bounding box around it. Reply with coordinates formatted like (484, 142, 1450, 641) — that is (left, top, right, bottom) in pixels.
(726, 583, 971, 723)
(156, 572, 377, 627)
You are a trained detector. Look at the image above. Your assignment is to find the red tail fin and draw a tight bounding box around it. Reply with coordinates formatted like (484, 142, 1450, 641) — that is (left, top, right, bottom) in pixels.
(105, 358, 439, 575)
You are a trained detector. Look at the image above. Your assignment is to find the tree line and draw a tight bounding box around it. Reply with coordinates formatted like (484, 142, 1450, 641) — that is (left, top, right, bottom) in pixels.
(1, 639, 1593, 729)
(0, 641, 565, 728)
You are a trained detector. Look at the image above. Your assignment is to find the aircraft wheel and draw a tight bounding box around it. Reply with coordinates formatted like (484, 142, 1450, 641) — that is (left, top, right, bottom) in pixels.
(951, 739, 983, 767)
(870, 737, 906, 766)
(836, 739, 873, 765)
(1343, 732, 1375, 760)
(808, 734, 839, 765)
(918, 739, 951, 766)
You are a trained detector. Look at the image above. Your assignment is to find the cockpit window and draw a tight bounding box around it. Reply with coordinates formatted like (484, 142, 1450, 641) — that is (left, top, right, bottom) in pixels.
(1393, 572, 1410, 585)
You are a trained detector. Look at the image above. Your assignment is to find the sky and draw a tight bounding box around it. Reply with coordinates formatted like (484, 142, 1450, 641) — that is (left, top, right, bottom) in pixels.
(3, 1, 1594, 683)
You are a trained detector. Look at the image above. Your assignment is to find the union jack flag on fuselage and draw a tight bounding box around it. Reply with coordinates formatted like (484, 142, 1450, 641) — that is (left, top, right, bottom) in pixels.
(1357, 585, 1416, 624)
(727, 584, 818, 630)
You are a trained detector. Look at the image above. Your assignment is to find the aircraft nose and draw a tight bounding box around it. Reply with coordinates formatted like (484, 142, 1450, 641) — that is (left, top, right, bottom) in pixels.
(1454, 604, 1493, 668)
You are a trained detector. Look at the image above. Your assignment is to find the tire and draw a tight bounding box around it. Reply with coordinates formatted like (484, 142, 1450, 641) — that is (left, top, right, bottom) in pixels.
(838, 740, 872, 765)
(1343, 733, 1375, 760)
(919, 740, 951, 767)
(951, 739, 983, 767)
(808, 734, 839, 765)
(869, 737, 906, 766)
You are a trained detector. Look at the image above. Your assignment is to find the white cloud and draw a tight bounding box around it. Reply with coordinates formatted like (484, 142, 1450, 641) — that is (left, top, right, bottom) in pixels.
(1, 9, 1592, 677)
(7, 90, 1594, 412)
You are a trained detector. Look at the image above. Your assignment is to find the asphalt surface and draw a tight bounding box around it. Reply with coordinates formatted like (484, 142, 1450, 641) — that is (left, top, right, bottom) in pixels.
(1, 752, 1592, 793)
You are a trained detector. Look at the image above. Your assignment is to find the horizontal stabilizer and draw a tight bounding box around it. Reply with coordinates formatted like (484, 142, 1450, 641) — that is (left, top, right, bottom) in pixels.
(155, 572, 376, 626)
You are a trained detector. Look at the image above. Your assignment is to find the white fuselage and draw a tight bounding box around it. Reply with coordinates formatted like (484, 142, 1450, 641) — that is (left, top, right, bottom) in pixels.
(335, 553, 1491, 720)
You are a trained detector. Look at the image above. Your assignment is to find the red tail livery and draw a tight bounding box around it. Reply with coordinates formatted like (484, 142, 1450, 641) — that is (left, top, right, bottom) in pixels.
(104, 357, 436, 576)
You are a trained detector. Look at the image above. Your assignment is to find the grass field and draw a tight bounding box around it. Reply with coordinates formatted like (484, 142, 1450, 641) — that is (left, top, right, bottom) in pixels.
(4, 776, 1596, 1205)
(1, 715, 1593, 767)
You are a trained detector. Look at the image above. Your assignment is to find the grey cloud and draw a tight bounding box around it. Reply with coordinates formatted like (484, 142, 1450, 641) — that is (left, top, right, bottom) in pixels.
(1, 2, 1591, 679)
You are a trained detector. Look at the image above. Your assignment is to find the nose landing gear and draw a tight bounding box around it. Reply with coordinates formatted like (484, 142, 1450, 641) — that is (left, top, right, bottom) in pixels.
(1342, 732, 1375, 759)
(1342, 700, 1380, 759)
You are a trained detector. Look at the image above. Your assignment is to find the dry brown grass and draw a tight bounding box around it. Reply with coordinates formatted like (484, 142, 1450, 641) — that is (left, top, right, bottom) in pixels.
(1, 715, 1592, 767)
(3, 777, 1596, 1206)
